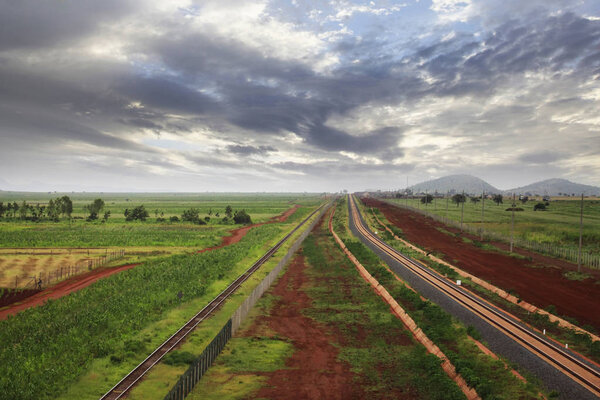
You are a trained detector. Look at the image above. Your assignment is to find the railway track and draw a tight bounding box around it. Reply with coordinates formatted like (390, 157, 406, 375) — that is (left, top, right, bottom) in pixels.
(348, 195, 600, 398)
(100, 203, 325, 400)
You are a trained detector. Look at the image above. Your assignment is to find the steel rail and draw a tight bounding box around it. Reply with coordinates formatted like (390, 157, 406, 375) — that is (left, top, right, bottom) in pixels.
(100, 203, 325, 400)
(348, 195, 600, 396)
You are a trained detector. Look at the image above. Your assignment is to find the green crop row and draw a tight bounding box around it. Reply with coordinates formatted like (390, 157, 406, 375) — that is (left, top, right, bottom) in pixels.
(0, 222, 285, 400)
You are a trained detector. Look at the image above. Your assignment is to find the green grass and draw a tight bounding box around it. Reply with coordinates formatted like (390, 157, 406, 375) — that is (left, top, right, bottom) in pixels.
(387, 197, 600, 255)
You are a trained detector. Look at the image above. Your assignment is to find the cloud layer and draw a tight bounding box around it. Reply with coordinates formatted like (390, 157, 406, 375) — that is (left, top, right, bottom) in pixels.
(0, 0, 599, 191)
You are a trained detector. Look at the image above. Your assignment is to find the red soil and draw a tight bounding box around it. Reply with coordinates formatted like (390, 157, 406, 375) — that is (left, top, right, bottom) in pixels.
(198, 205, 300, 253)
(362, 198, 600, 331)
(0, 288, 41, 308)
(0, 263, 139, 320)
(254, 253, 363, 400)
(0, 205, 302, 319)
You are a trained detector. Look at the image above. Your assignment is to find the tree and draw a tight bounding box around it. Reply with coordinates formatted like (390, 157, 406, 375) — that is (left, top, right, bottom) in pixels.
(492, 194, 503, 205)
(0, 202, 5, 219)
(421, 194, 433, 204)
(470, 196, 480, 204)
(19, 201, 28, 220)
(233, 210, 252, 224)
(58, 196, 73, 218)
(86, 198, 105, 221)
(533, 203, 546, 211)
(124, 205, 149, 221)
(103, 211, 111, 221)
(46, 199, 59, 221)
(520, 196, 529, 204)
(451, 194, 466, 207)
(225, 205, 233, 218)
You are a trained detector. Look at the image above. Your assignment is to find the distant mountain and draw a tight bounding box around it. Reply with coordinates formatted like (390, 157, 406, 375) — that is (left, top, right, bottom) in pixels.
(408, 174, 501, 195)
(505, 178, 600, 196)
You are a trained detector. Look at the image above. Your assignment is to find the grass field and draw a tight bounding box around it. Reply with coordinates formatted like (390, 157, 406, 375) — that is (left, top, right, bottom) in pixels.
(387, 197, 600, 254)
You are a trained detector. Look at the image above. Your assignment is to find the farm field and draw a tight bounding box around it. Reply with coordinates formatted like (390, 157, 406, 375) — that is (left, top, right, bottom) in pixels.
(0, 195, 324, 400)
(386, 196, 600, 255)
(192, 202, 544, 399)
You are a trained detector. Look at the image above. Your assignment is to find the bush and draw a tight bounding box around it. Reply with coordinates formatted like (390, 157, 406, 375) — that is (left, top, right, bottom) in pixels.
(163, 351, 198, 366)
(169, 216, 180, 222)
(124, 205, 149, 221)
(233, 210, 252, 224)
(181, 208, 206, 224)
(533, 203, 546, 211)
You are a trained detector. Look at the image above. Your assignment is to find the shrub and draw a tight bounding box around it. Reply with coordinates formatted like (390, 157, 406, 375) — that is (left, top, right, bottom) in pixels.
(124, 205, 149, 221)
(169, 216, 180, 222)
(233, 210, 252, 224)
(534, 203, 546, 211)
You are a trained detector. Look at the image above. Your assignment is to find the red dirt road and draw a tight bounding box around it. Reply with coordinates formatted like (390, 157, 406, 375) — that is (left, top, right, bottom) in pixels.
(0, 205, 302, 320)
(254, 253, 363, 400)
(363, 197, 600, 331)
(198, 205, 300, 253)
(0, 263, 139, 320)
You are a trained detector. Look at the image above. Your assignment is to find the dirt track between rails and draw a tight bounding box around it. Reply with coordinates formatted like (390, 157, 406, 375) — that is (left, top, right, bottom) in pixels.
(362, 197, 600, 332)
(252, 253, 363, 400)
(0, 205, 302, 320)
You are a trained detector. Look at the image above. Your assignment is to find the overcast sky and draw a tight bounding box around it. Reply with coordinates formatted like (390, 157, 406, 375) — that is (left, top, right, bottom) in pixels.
(0, 0, 599, 192)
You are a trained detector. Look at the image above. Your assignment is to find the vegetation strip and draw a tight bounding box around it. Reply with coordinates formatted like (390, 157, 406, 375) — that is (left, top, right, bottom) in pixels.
(369, 208, 600, 343)
(329, 207, 481, 400)
(100, 203, 327, 400)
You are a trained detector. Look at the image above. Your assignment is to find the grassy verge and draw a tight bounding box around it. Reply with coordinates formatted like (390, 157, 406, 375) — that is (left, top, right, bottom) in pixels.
(342, 197, 545, 399)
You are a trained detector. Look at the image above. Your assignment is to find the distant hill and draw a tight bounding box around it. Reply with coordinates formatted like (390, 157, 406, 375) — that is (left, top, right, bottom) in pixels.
(505, 178, 600, 196)
(408, 174, 501, 195)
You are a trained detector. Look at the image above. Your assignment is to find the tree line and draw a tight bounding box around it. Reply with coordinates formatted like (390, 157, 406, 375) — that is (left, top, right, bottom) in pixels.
(0, 196, 253, 225)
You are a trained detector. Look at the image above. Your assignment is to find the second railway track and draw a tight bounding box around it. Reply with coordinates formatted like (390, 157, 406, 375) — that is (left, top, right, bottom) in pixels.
(348, 195, 600, 398)
(100, 203, 326, 400)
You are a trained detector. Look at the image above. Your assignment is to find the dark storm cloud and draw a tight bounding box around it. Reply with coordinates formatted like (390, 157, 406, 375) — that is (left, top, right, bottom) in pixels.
(0, 0, 138, 51)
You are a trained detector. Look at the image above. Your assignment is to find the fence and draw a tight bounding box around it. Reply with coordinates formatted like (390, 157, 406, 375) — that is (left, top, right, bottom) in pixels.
(15, 249, 126, 290)
(163, 203, 331, 400)
(384, 201, 600, 269)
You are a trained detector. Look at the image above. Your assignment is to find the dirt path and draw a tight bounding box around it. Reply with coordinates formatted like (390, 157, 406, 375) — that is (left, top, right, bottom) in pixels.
(0, 263, 139, 320)
(198, 205, 300, 253)
(253, 253, 362, 400)
(0, 205, 302, 320)
(363, 198, 600, 331)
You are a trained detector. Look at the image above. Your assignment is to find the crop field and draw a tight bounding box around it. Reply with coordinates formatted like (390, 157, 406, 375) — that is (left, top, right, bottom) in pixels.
(0, 195, 323, 400)
(387, 197, 600, 254)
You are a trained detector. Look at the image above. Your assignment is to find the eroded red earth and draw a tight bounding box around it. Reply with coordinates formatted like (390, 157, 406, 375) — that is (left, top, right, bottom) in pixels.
(0, 205, 301, 319)
(362, 197, 600, 331)
(252, 253, 363, 400)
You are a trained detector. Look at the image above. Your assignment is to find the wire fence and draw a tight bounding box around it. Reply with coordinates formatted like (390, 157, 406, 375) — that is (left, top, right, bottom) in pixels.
(12, 249, 126, 290)
(386, 201, 600, 269)
(163, 203, 331, 400)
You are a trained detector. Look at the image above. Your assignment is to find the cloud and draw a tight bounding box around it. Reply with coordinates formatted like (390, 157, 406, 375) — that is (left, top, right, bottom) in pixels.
(518, 151, 564, 164)
(227, 144, 277, 156)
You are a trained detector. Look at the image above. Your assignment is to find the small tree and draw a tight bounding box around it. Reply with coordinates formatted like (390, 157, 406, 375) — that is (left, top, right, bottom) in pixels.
(470, 196, 480, 204)
(86, 198, 105, 221)
(103, 211, 111, 221)
(492, 194, 503, 205)
(125, 205, 149, 221)
(233, 210, 252, 224)
(451, 194, 466, 207)
(181, 208, 206, 224)
(0, 202, 5, 219)
(19, 201, 28, 220)
(421, 194, 433, 204)
(225, 205, 233, 218)
(58, 196, 73, 218)
(533, 203, 546, 211)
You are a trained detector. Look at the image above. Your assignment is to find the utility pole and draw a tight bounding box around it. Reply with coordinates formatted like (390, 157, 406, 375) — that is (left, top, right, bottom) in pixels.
(425, 189, 428, 208)
(510, 193, 515, 253)
(578, 193, 584, 273)
(480, 190, 485, 241)
(406, 176, 408, 208)
(460, 191, 465, 231)
(446, 191, 449, 214)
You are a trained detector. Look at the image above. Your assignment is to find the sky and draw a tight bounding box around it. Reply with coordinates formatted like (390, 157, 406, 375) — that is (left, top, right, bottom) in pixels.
(0, 0, 599, 192)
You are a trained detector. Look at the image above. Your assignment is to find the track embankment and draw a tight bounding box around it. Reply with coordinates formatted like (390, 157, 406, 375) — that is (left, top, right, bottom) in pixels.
(369, 208, 600, 343)
(362, 197, 600, 332)
(329, 207, 480, 400)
